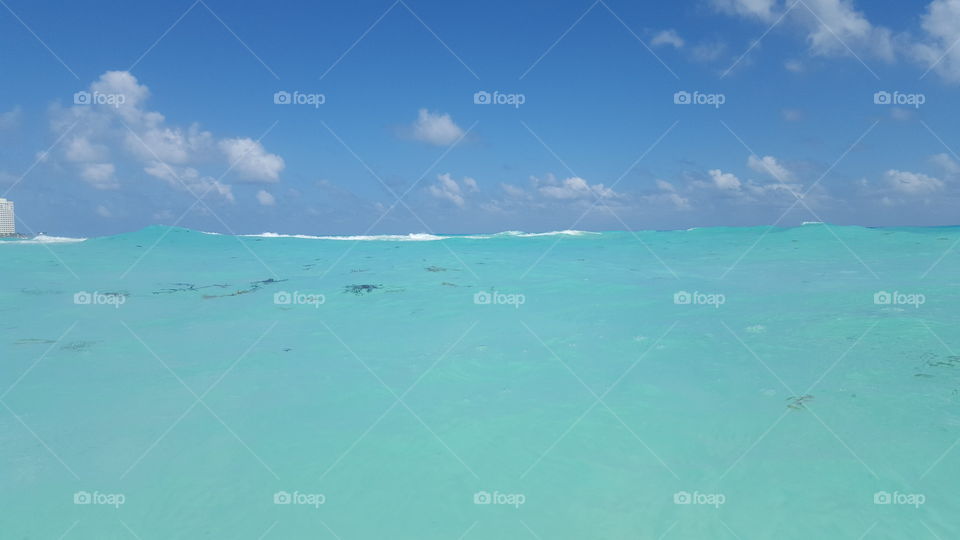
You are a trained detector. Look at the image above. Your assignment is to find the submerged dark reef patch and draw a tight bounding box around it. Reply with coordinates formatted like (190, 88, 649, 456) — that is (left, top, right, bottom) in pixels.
(344, 284, 383, 295)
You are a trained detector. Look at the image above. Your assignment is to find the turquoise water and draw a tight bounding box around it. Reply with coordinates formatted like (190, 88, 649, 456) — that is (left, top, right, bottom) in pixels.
(2, 224, 959, 539)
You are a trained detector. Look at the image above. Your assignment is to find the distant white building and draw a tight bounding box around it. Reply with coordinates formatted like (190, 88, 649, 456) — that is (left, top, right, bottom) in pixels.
(0, 198, 14, 236)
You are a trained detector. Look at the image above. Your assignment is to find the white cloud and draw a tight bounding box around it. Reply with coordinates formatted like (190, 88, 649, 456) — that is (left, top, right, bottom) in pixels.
(51, 70, 283, 198)
(501, 183, 528, 199)
(747, 154, 794, 182)
(784, 59, 805, 72)
(912, 0, 960, 82)
(930, 153, 960, 175)
(800, 0, 895, 61)
(256, 190, 276, 206)
(96, 205, 112, 218)
(711, 0, 779, 20)
(127, 124, 214, 165)
(0, 106, 21, 130)
(711, 0, 960, 83)
(782, 109, 803, 121)
(709, 169, 742, 190)
(65, 136, 109, 162)
(535, 175, 618, 200)
(219, 138, 285, 183)
(410, 109, 464, 146)
(81, 163, 118, 190)
(144, 161, 234, 202)
(428, 173, 477, 207)
(651, 29, 684, 48)
(885, 169, 944, 194)
(649, 179, 691, 209)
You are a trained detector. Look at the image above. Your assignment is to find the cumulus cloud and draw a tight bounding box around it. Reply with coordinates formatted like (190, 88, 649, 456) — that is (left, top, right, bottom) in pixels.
(219, 138, 285, 183)
(648, 179, 691, 209)
(537, 175, 618, 200)
(784, 59, 805, 72)
(428, 173, 478, 207)
(747, 154, 794, 182)
(912, 0, 960, 83)
(711, 0, 779, 20)
(709, 169, 742, 190)
(930, 153, 960, 175)
(0, 106, 21, 130)
(50, 70, 283, 200)
(80, 163, 118, 190)
(65, 136, 108, 162)
(144, 161, 234, 203)
(708, 0, 960, 76)
(410, 109, 464, 146)
(885, 169, 944, 194)
(799, 0, 895, 61)
(651, 29, 684, 48)
(256, 190, 276, 206)
(700, 162, 804, 203)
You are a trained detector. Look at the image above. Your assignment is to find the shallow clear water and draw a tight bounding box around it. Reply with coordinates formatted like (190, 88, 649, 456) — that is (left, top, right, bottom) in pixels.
(1, 224, 959, 539)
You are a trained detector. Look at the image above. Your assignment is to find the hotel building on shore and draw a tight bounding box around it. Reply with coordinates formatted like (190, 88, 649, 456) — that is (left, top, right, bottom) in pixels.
(0, 198, 15, 236)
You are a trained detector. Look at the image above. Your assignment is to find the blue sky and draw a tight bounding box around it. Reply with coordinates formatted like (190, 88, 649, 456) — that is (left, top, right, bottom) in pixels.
(1, 0, 959, 236)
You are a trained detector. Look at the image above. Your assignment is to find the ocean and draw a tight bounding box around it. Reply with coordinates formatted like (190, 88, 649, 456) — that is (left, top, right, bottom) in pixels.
(1, 224, 958, 539)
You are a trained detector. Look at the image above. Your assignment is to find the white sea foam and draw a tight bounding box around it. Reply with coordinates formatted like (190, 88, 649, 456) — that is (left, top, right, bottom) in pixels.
(243, 232, 445, 241)
(0, 234, 87, 244)
(241, 230, 599, 241)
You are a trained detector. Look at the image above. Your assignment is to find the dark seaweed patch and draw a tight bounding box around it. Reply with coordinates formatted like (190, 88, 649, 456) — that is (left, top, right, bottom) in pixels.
(154, 283, 230, 295)
(15, 338, 57, 345)
(203, 278, 288, 299)
(344, 284, 382, 295)
(786, 395, 813, 410)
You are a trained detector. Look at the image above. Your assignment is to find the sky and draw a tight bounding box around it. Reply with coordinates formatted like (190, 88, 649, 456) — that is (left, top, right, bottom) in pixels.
(1, 0, 959, 236)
